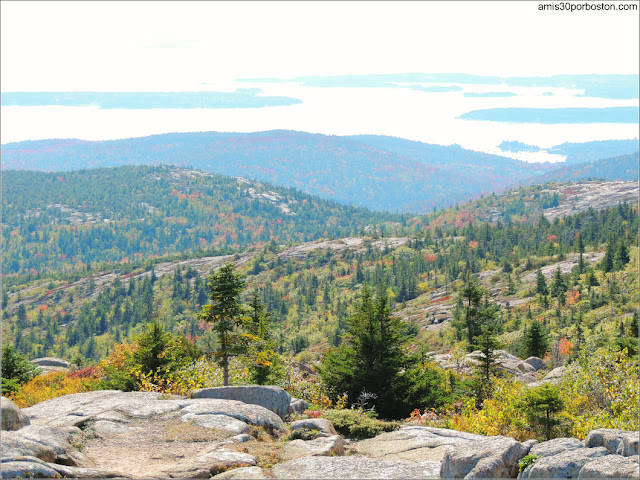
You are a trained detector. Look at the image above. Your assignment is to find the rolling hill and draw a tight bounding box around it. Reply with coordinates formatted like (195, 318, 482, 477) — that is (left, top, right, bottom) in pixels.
(1, 131, 555, 212)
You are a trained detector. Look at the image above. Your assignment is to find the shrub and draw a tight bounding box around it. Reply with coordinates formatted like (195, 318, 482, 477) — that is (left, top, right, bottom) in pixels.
(9, 369, 102, 407)
(322, 408, 399, 439)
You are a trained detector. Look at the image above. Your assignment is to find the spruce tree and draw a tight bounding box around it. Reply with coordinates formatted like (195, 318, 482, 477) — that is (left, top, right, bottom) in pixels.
(198, 263, 246, 386)
(319, 284, 407, 418)
(524, 321, 549, 359)
(536, 268, 549, 296)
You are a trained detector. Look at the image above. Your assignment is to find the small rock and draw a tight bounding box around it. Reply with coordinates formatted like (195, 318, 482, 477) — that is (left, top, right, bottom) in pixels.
(290, 418, 337, 436)
(578, 454, 640, 478)
(1, 396, 30, 431)
(288, 398, 309, 415)
(214, 466, 268, 479)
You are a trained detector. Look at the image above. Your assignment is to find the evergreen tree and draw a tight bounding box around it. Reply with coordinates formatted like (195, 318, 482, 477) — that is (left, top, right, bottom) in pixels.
(601, 241, 614, 273)
(460, 271, 483, 350)
(246, 289, 282, 385)
(614, 241, 630, 270)
(520, 384, 565, 440)
(472, 313, 500, 407)
(198, 263, 246, 386)
(536, 268, 549, 296)
(1, 343, 40, 394)
(319, 284, 407, 418)
(524, 321, 549, 359)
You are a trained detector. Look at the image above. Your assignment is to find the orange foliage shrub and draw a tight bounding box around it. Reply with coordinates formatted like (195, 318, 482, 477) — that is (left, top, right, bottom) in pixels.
(10, 369, 103, 408)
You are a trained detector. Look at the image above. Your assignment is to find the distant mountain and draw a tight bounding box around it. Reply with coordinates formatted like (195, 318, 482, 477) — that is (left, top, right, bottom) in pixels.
(1, 131, 552, 213)
(523, 152, 639, 184)
(549, 139, 640, 164)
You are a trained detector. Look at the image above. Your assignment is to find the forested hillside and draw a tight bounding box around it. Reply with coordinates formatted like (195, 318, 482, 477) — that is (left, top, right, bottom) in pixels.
(3, 174, 638, 441)
(1, 131, 554, 212)
(1, 166, 404, 277)
(523, 152, 639, 184)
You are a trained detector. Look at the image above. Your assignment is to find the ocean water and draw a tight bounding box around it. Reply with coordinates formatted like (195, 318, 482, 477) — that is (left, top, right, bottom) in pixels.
(2, 83, 638, 163)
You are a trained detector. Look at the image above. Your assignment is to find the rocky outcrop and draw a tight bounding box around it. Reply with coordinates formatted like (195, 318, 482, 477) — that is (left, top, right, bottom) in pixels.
(23, 390, 285, 433)
(3, 390, 639, 479)
(163, 447, 257, 478)
(271, 456, 441, 479)
(30, 357, 70, 368)
(354, 426, 485, 463)
(528, 365, 570, 388)
(528, 437, 583, 457)
(585, 428, 639, 456)
(285, 435, 345, 458)
(433, 350, 543, 383)
(1, 396, 30, 431)
(192, 385, 291, 420)
(520, 447, 609, 478)
(441, 435, 531, 478)
(214, 466, 268, 478)
(577, 454, 640, 478)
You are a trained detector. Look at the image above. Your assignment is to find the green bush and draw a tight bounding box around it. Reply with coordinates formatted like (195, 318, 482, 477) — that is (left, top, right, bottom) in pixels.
(323, 408, 399, 439)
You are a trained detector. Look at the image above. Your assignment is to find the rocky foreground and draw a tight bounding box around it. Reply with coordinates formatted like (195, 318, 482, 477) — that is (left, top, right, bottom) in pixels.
(1, 388, 638, 479)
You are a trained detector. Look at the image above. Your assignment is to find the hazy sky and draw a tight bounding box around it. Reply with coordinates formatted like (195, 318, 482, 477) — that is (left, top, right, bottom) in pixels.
(2, 1, 639, 92)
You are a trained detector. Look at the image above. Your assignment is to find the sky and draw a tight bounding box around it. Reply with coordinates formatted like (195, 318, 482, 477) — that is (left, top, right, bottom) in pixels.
(1, 1, 638, 155)
(2, 1, 638, 92)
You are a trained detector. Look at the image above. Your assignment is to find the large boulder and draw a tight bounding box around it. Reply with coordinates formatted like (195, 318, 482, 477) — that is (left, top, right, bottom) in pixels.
(0, 432, 57, 463)
(441, 435, 531, 478)
(523, 357, 544, 371)
(271, 456, 441, 479)
(192, 386, 291, 420)
(528, 366, 568, 388)
(578, 454, 640, 478)
(585, 428, 639, 456)
(1, 396, 30, 431)
(520, 447, 609, 479)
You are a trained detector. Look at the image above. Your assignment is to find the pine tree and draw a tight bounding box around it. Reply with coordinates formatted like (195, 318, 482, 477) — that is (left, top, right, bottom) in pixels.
(198, 263, 246, 386)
